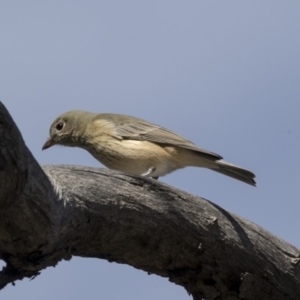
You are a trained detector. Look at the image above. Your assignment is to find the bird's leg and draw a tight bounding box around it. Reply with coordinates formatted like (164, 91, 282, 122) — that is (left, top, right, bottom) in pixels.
(141, 166, 156, 177)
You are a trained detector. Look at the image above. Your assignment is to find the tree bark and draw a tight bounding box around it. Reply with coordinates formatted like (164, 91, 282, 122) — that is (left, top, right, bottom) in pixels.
(0, 101, 299, 300)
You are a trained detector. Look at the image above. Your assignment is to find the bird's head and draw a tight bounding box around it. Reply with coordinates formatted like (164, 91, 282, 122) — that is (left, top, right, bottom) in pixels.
(42, 110, 93, 150)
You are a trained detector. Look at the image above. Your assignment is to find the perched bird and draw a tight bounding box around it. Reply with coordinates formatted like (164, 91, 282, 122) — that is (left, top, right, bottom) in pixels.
(42, 111, 256, 186)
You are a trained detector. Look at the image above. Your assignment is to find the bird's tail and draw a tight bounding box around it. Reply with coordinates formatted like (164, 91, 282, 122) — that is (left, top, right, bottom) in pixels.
(177, 148, 256, 186)
(211, 160, 256, 186)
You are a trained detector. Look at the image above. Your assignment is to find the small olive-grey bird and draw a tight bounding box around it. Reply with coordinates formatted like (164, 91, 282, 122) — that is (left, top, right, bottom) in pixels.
(42, 110, 256, 186)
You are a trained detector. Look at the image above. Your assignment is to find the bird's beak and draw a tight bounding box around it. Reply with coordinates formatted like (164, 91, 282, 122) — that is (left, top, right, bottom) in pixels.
(42, 138, 55, 150)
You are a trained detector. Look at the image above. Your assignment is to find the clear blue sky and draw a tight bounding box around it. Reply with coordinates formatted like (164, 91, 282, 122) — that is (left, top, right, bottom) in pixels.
(1, 1, 300, 299)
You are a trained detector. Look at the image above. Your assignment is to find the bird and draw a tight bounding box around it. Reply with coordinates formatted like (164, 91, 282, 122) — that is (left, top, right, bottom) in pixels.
(42, 110, 256, 186)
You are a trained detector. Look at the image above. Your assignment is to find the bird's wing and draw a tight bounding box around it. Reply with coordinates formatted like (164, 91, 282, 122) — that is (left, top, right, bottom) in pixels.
(114, 120, 222, 161)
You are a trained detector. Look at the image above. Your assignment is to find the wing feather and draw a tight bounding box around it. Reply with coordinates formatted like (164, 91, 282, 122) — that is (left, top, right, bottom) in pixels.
(112, 118, 222, 161)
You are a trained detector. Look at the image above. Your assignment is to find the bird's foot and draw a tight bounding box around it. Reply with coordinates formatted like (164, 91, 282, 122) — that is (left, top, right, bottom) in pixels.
(141, 167, 156, 177)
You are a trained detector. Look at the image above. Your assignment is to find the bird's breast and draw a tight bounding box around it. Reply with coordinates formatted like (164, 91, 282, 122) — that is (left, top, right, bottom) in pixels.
(86, 136, 181, 177)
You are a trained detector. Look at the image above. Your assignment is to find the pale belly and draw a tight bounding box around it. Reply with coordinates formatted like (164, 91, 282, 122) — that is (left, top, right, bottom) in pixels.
(87, 139, 182, 177)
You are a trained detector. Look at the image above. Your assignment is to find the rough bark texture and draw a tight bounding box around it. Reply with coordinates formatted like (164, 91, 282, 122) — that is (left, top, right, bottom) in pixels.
(0, 101, 300, 300)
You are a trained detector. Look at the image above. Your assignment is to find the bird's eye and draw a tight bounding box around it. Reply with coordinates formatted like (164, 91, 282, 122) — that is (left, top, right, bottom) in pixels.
(56, 122, 64, 131)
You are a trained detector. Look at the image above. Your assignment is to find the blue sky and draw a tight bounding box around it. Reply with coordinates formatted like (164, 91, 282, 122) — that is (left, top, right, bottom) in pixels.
(1, 1, 300, 299)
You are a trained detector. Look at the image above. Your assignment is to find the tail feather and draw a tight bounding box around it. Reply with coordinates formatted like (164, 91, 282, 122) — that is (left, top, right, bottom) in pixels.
(177, 148, 256, 186)
(212, 160, 256, 186)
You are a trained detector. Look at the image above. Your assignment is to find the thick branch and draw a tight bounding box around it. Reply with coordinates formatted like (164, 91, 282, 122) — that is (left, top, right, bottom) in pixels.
(0, 102, 300, 300)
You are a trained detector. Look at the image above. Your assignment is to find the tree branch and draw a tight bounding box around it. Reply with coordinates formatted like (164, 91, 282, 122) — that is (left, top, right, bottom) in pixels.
(0, 101, 299, 300)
